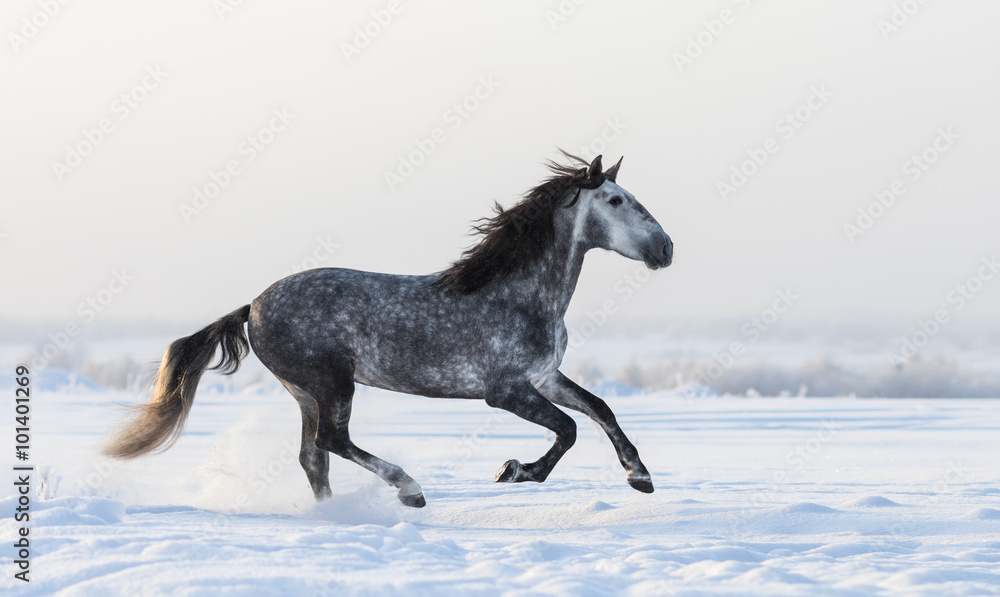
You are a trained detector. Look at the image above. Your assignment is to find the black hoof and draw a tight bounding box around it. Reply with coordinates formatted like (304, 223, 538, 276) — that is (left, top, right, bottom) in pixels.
(398, 492, 426, 508)
(494, 459, 522, 483)
(628, 477, 654, 494)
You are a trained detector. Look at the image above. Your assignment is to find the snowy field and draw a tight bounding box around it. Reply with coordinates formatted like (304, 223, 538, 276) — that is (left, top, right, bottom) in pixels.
(3, 360, 1000, 595)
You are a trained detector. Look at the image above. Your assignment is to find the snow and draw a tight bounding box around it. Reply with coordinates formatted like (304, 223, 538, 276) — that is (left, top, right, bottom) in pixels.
(3, 369, 1000, 595)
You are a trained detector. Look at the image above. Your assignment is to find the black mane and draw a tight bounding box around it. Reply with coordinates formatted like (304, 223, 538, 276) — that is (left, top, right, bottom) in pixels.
(434, 153, 606, 294)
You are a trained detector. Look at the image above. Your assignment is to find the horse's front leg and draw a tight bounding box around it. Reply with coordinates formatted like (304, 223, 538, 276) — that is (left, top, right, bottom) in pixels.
(538, 371, 654, 493)
(486, 379, 577, 484)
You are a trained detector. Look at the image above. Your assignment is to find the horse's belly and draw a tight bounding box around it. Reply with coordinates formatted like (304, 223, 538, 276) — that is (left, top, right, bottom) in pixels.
(352, 350, 487, 399)
(350, 324, 560, 400)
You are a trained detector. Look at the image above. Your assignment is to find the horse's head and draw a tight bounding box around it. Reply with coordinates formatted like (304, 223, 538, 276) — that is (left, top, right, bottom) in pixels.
(573, 155, 672, 270)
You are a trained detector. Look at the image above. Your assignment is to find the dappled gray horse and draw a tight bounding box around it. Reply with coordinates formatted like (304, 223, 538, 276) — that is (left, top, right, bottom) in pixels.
(104, 154, 673, 507)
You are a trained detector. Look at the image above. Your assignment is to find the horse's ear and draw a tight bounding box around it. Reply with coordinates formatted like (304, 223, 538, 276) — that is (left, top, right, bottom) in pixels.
(587, 155, 603, 179)
(605, 156, 623, 182)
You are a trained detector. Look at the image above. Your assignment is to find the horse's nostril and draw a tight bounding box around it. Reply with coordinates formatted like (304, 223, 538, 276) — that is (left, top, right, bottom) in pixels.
(662, 243, 669, 257)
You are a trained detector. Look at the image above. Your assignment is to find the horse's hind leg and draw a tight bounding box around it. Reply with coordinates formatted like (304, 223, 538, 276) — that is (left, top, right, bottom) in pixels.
(308, 361, 426, 508)
(282, 384, 332, 501)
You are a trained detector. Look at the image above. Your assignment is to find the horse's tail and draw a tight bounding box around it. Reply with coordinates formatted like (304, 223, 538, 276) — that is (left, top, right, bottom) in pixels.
(103, 305, 252, 459)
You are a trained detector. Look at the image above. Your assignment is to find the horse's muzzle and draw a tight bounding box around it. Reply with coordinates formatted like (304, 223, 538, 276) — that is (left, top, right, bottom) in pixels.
(644, 233, 673, 270)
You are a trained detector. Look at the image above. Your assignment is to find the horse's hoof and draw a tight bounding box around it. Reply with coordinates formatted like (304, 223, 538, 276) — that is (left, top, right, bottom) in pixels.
(494, 459, 522, 483)
(398, 492, 426, 508)
(628, 477, 654, 494)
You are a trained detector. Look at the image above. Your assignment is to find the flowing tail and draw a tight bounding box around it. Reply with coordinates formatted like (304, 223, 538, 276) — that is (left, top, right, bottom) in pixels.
(103, 305, 251, 459)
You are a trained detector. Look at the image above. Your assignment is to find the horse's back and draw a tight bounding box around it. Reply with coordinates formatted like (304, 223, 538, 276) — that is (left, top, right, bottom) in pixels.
(248, 268, 469, 395)
(249, 268, 420, 374)
(252, 268, 428, 316)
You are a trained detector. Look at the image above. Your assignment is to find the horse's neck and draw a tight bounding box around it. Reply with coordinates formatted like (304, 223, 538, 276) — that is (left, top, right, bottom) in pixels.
(512, 229, 587, 322)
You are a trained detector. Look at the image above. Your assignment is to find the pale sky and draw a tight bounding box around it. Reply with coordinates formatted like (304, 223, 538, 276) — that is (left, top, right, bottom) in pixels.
(2, 0, 998, 333)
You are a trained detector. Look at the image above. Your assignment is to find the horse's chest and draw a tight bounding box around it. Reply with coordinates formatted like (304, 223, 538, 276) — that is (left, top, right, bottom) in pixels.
(526, 322, 568, 388)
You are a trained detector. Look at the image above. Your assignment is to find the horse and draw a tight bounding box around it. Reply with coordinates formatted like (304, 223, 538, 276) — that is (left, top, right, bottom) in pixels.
(103, 153, 673, 508)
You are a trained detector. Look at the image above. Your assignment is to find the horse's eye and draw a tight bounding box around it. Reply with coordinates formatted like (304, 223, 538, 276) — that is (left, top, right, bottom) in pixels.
(609, 196, 623, 206)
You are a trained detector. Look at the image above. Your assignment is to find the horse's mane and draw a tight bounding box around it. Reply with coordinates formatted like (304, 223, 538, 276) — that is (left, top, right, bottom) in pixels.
(433, 153, 606, 294)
